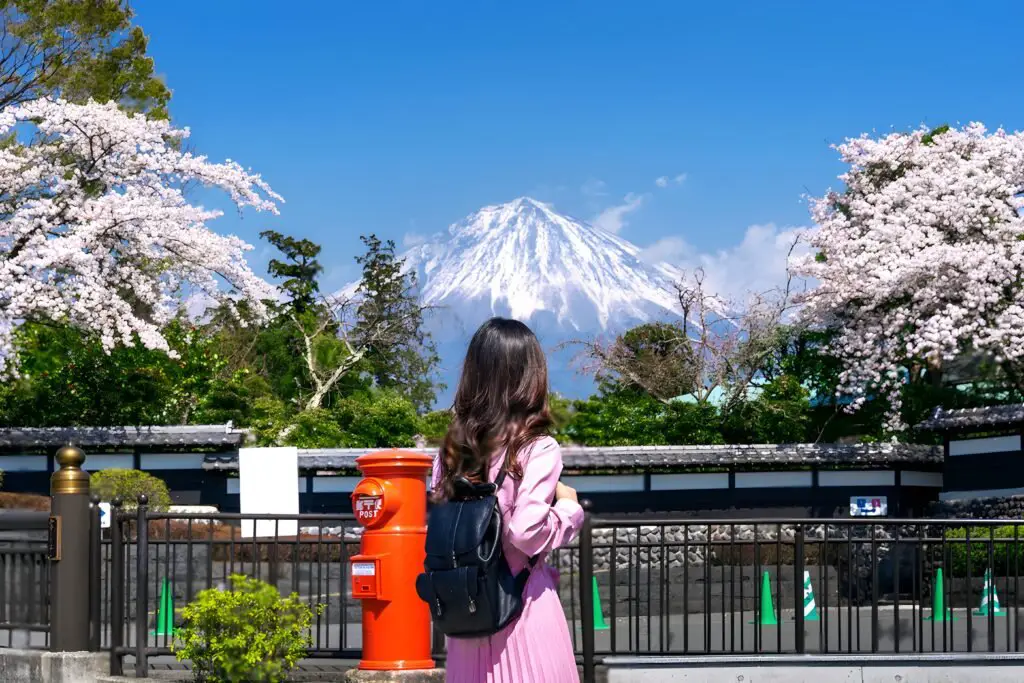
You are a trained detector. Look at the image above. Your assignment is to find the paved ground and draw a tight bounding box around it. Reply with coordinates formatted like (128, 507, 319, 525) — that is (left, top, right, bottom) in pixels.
(6, 605, 1018, 659)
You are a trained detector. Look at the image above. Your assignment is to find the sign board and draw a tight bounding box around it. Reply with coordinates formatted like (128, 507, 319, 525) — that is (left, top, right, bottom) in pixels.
(239, 447, 299, 539)
(354, 495, 383, 525)
(47, 515, 61, 561)
(98, 502, 111, 530)
(849, 495, 888, 517)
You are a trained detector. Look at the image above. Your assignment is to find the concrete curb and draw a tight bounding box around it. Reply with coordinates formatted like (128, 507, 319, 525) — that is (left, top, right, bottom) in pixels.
(0, 650, 108, 683)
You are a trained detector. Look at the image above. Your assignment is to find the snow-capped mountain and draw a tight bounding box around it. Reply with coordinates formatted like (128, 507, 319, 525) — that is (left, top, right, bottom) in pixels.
(408, 197, 697, 329)
(343, 197, 730, 404)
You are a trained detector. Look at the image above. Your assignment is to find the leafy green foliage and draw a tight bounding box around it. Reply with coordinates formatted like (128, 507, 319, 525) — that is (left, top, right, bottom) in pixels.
(722, 375, 810, 444)
(90, 469, 172, 511)
(332, 390, 420, 447)
(1, 0, 171, 116)
(259, 230, 323, 315)
(173, 574, 321, 683)
(419, 409, 452, 447)
(945, 526, 1024, 578)
(565, 387, 672, 446)
(0, 320, 225, 427)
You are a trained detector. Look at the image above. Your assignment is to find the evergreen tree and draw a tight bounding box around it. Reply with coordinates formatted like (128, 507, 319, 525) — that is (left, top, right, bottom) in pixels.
(354, 235, 442, 411)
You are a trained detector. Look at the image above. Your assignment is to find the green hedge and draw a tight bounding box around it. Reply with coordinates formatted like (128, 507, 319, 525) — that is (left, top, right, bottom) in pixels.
(944, 525, 1024, 577)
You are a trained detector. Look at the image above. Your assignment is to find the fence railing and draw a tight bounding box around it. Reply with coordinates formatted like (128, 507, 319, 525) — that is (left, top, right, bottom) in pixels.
(0, 511, 51, 649)
(103, 498, 1024, 680)
(577, 514, 1024, 680)
(107, 498, 365, 677)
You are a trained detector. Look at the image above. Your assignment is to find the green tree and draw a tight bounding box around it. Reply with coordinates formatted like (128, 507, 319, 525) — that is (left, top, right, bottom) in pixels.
(260, 230, 323, 315)
(419, 409, 452, 447)
(333, 389, 420, 448)
(354, 235, 441, 412)
(0, 319, 225, 427)
(564, 387, 671, 446)
(1, 1, 170, 116)
(722, 375, 810, 444)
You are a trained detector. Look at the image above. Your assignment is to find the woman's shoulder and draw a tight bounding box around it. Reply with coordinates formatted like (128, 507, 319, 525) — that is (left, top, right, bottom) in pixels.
(520, 435, 561, 463)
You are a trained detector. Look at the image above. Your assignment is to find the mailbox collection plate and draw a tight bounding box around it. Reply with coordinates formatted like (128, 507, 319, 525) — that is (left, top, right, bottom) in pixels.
(353, 562, 376, 576)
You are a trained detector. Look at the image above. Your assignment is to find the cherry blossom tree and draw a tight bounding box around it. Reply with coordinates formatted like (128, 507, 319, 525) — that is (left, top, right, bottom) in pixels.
(794, 123, 1024, 430)
(0, 98, 281, 374)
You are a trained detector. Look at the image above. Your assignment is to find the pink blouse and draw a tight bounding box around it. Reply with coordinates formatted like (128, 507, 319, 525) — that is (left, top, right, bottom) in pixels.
(430, 436, 584, 573)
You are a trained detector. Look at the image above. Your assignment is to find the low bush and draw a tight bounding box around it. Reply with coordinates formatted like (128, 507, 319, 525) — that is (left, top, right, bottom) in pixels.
(0, 491, 49, 511)
(91, 469, 172, 511)
(945, 525, 1024, 578)
(173, 574, 321, 683)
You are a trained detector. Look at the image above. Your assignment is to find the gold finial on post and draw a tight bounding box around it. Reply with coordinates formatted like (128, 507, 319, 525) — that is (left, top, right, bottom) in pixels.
(51, 444, 89, 495)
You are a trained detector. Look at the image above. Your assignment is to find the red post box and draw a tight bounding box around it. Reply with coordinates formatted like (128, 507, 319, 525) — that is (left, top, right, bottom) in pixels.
(350, 449, 434, 671)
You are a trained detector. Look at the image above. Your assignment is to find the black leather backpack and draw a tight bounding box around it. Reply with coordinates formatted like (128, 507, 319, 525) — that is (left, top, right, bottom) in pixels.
(415, 467, 538, 638)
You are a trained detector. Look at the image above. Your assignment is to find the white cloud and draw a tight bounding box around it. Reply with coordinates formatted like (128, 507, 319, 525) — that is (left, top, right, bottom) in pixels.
(403, 232, 427, 248)
(639, 235, 691, 264)
(581, 178, 608, 198)
(592, 192, 648, 234)
(655, 173, 687, 188)
(644, 223, 812, 306)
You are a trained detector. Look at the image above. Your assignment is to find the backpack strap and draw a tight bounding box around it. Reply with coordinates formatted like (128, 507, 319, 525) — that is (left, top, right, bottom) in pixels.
(491, 463, 543, 570)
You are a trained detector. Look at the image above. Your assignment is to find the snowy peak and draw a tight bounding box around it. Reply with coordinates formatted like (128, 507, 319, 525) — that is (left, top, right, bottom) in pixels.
(404, 197, 691, 331)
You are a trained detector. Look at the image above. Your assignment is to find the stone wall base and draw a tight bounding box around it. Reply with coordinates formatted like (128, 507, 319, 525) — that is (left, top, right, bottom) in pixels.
(343, 668, 445, 682)
(0, 649, 107, 683)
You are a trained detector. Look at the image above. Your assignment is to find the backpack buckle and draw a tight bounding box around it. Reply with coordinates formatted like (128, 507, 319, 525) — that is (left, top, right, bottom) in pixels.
(468, 597, 476, 614)
(434, 598, 445, 617)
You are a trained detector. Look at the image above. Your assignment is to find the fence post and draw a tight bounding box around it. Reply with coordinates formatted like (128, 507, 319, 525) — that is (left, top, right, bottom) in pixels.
(794, 524, 805, 654)
(578, 499, 596, 683)
(49, 445, 91, 652)
(88, 494, 102, 651)
(110, 497, 124, 676)
(135, 495, 150, 678)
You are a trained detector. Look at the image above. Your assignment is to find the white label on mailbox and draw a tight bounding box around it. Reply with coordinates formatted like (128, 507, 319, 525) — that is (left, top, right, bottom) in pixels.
(353, 562, 376, 576)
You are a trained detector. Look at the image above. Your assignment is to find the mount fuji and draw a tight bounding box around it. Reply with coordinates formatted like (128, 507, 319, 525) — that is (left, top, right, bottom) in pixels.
(344, 197, 730, 405)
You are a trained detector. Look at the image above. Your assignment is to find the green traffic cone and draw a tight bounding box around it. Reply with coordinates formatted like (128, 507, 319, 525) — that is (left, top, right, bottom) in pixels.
(802, 570, 820, 622)
(924, 568, 957, 622)
(592, 577, 610, 630)
(973, 568, 1007, 617)
(151, 577, 175, 636)
(750, 571, 779, 625)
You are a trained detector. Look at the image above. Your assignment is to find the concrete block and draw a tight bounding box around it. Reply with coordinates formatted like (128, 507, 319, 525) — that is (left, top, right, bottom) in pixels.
(862, 666, 1024, 683)
(0, 649, 45, 683)
(606, 665, 861, 683)
(42, 651, 109, 683)
(344, 668, 446, 683)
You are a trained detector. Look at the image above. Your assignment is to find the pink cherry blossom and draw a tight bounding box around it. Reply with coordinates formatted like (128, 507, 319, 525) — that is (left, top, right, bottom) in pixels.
(0, 98, 281, 374)
(794, 123, 1024, 430)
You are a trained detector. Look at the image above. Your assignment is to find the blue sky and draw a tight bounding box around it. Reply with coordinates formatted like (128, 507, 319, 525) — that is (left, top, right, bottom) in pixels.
(135, 0, 1024, 300)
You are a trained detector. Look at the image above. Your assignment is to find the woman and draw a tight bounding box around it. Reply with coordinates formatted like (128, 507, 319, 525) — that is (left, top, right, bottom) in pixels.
(431, 317, 584, 683)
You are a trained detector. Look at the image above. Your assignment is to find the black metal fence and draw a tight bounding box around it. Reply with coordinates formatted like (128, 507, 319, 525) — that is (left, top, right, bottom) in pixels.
(0, 511, 50, 648)
(576, 514, 1024, 680)
(106, 498, 370, 676)
(93, 499, 1024, 680)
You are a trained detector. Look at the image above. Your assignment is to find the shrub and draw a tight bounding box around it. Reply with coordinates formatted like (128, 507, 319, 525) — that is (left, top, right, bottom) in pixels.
(945, 525, 1024, 578)
(173, 574, 321, 683)
(91, 469, 172, 511)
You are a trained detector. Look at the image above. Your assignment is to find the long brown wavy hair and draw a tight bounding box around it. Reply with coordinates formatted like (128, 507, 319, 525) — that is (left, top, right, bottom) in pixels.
(435, 317, 552, 501)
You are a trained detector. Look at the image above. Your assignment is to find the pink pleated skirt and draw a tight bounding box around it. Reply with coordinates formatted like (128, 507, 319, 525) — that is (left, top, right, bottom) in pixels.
(443, 564, 579, 683)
